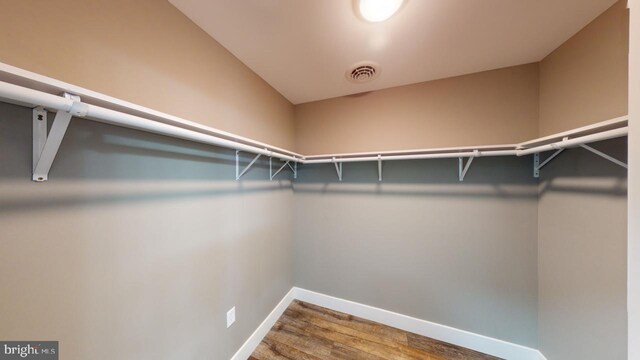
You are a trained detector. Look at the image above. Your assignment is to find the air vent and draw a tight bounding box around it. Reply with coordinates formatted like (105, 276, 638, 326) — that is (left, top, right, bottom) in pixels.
(346, 62, 380, 83)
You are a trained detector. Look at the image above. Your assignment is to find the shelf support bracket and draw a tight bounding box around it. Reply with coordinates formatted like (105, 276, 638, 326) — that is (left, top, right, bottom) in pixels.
(534, 148, 564, 178)
(286, 160, 297, 179)
(270, 158, 291, 180)
(533, 137, 568, 178)
(458, 150, 478, 181)
(378, 155, 382, 182)
(32, 94, 81, 182)
(580, 144, 628, 169)
(333, 157, 343, 181)
(236, 151, 262, 180)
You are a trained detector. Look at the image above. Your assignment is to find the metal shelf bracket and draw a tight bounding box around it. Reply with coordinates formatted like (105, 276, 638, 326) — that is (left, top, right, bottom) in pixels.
(270, 157, 293, 180)
(534, 148, 565, 178)
(236, 151, 262, 180)
(286, 160, 297, 179)
(580, 144, 628, 169)
(377, 155, 382, 182)
(458, 150, 479, 181)
(533, 153, 540, 178)
(533, 137, 567, 178)
(332, 157, 343, 181)
(32, 93, 80, 182)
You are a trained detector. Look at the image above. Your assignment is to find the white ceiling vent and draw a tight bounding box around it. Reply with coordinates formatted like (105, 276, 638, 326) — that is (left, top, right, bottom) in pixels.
(346, 62, 380, 83)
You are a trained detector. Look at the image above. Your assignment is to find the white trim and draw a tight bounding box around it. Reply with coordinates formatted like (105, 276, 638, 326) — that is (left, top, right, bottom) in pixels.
(628, 1, 640, 358)
(292, 287, 545, 360)
(229, 288, 295, 360)
(231, 287, 547, 360)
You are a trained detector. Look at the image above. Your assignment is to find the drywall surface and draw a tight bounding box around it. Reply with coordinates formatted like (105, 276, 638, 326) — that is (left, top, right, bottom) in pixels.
(0, 106, 294, 358)
(628, 0, 639, 357)
(537, 138, 628, 360)
(294, 64, 539, 154)
(0, 0, 294, 149)
(537, 3, 629, 358)
(293, 157, 539, 347)
(539, 0, 629, 136)
(0, 1, 296, 356)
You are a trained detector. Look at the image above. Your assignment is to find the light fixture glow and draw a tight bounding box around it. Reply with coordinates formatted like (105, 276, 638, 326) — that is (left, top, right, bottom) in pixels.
(358, 0, 404, 22)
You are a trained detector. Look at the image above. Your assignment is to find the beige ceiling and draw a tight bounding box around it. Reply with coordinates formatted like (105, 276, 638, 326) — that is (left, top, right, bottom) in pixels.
(169, 0, 617, 104)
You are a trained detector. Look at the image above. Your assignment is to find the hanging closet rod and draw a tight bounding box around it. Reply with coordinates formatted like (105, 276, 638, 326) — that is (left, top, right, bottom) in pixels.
(0, 81, 300, 163)
(516, 126, 628, 156)
(0, 80, 628, 164)
(304, 144, 518, 159)
(517, 115, 628, 149)
(304, 149, 517, 164)
(0, 63, 303, 160)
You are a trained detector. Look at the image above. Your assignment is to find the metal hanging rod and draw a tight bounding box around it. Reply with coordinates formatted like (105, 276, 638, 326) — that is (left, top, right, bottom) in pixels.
(304, 150, 518, 164)
(0, 63, 303, 160)
(516, 127, 628, 156)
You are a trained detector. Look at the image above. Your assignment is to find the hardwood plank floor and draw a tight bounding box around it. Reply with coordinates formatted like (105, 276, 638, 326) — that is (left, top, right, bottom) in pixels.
(249, 300, 502, 360)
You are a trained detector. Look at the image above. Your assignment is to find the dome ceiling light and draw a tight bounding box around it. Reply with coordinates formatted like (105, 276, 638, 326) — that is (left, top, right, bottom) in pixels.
(358, 0, 405, 22)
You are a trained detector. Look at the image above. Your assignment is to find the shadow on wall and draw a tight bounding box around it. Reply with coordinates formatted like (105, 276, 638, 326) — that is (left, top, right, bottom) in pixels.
(0, 101, 627, 205)
(0, 102, 294, 213)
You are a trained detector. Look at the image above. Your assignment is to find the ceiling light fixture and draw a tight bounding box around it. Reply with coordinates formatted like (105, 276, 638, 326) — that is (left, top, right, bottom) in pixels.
(358, 0, 404, 22)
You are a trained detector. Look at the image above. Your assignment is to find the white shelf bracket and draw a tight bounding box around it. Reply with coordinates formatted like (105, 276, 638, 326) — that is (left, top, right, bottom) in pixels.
(32, 93, 80, 182)
(534, 148, 565, 178)
(533, 153, 540, 178)
(580, 144, 628, 169)
(286, 160, 297, 179)
(458, 150, 478, 181)
(270, 158, 291, 180)
(32, 107, 47, 173)
(235, 151, 262, 180)
(332, 157, 343, 181)
(533, 137, 568, 178)
(377, 155, 382, 182)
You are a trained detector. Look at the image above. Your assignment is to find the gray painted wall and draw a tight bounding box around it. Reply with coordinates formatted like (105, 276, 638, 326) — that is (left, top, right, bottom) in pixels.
(538, 138, 628, 360)
(293, 156, 540, 347)
(0, 102, 295, 360)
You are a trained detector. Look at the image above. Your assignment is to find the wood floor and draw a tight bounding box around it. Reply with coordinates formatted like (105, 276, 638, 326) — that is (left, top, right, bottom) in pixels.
(249, 300, 501, 360)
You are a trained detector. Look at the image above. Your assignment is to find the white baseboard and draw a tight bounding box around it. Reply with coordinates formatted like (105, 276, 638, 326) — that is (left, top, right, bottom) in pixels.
(292, 287, 545, 360)
(230, 288, 295, 360)
(231, 286, 546, 360)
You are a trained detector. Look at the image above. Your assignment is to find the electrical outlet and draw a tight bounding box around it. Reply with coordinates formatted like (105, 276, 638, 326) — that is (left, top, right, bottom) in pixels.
(226, 307, 236, 328)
